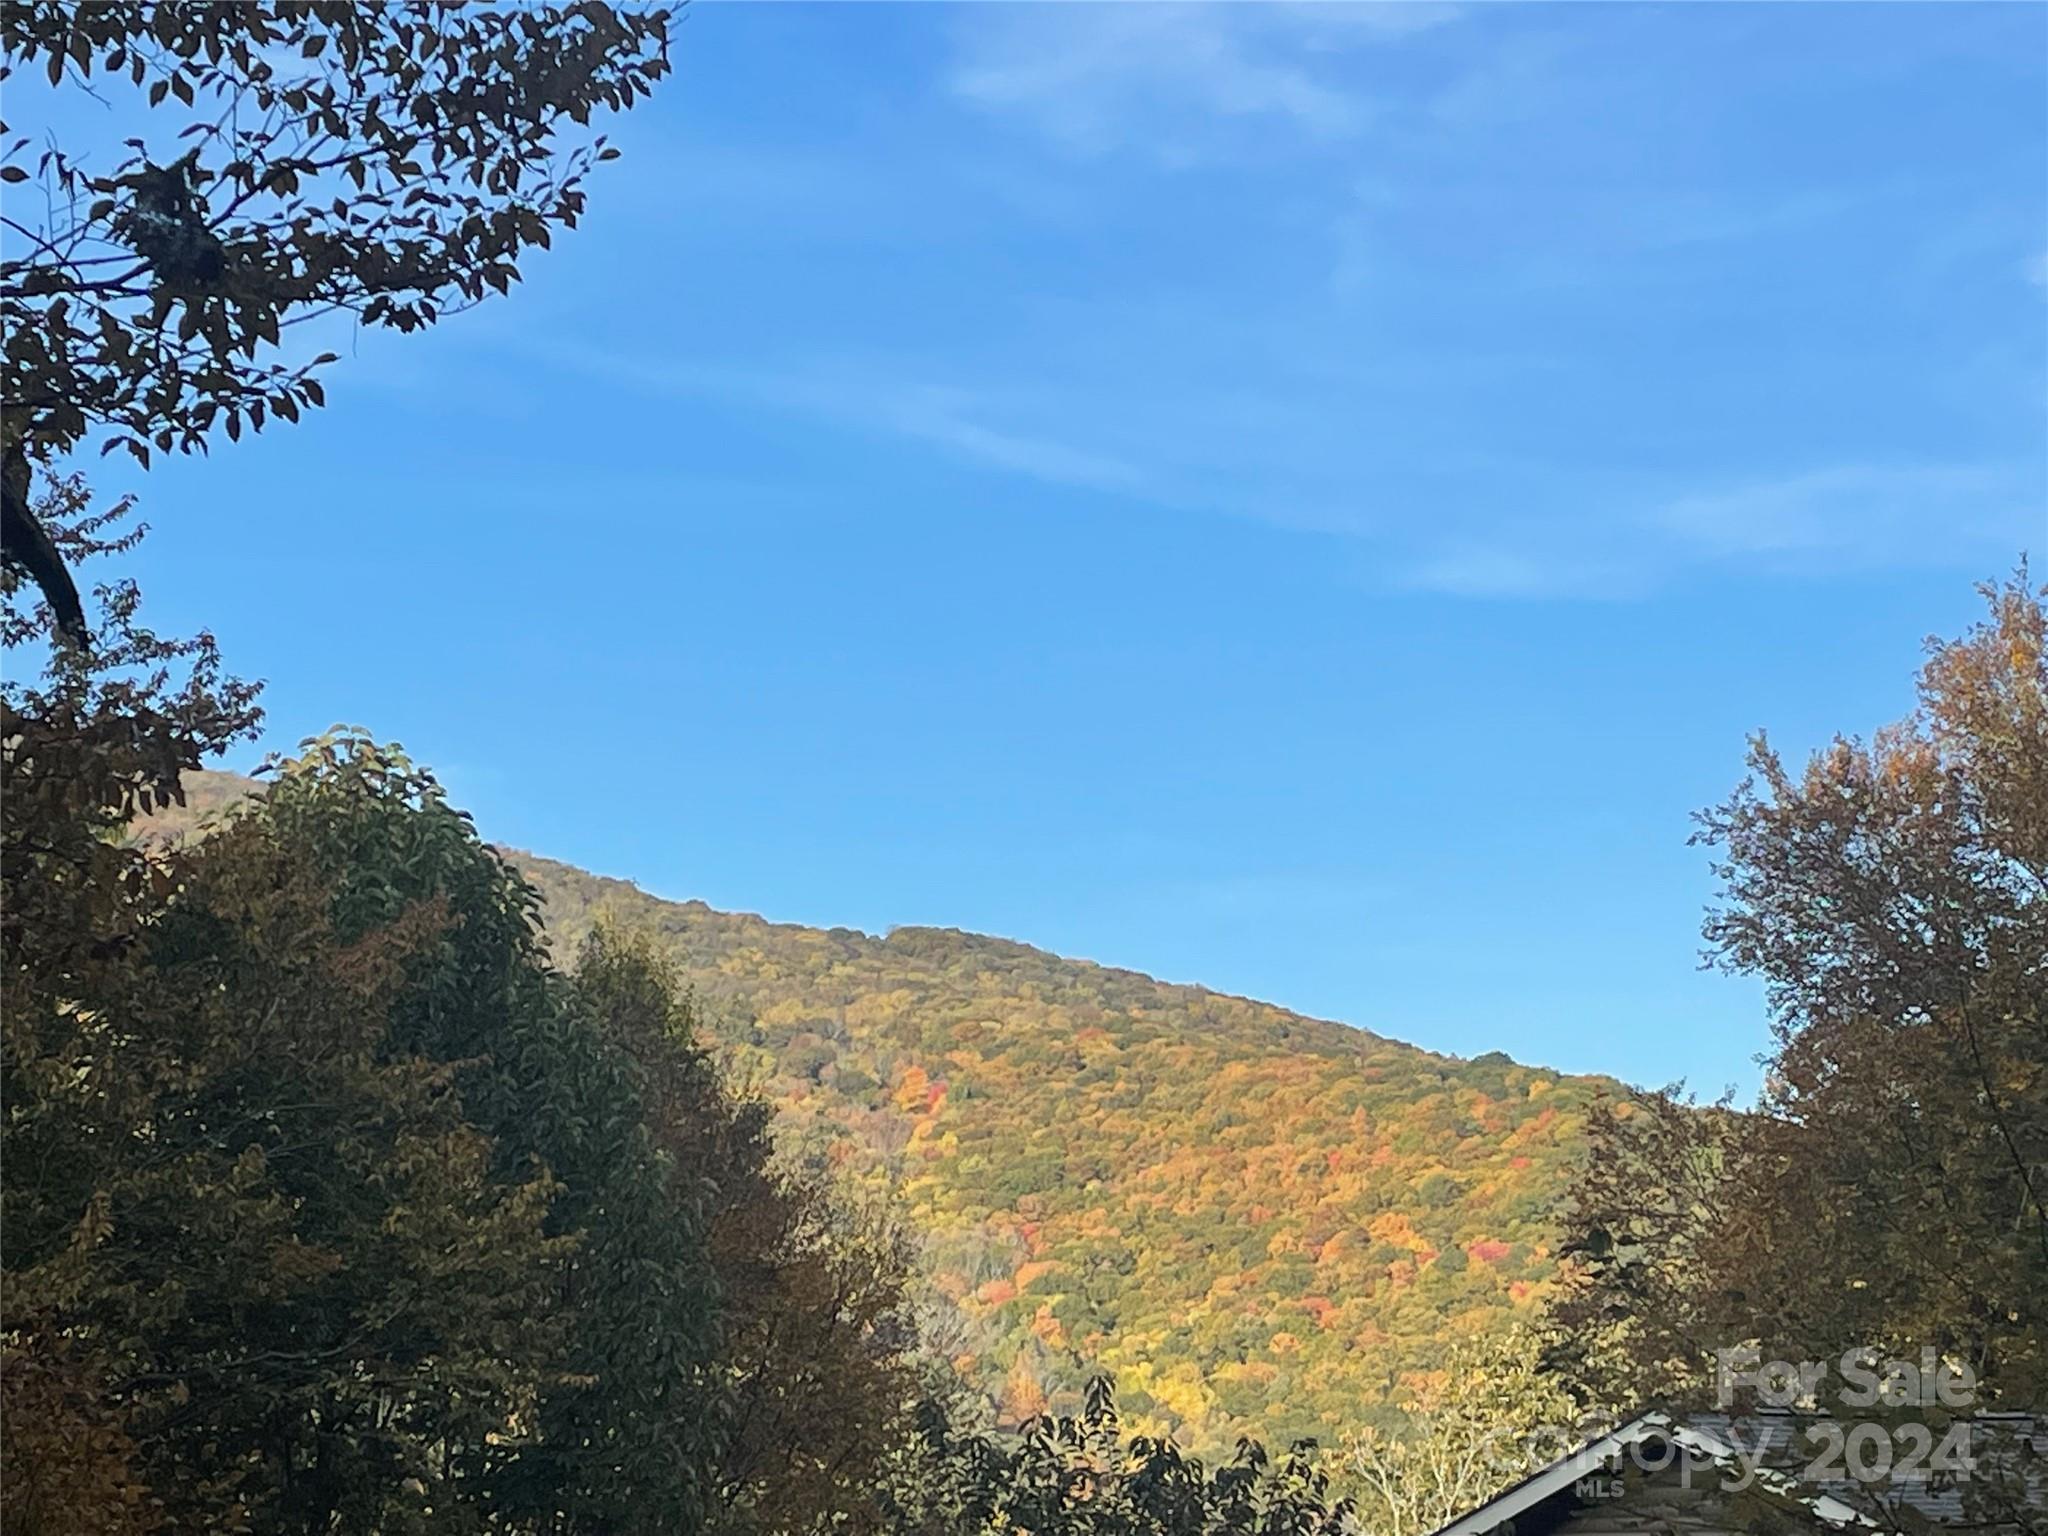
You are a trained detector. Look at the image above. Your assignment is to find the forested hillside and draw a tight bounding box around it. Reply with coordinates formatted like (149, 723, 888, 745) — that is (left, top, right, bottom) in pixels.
(147, 772, 1610, 1459)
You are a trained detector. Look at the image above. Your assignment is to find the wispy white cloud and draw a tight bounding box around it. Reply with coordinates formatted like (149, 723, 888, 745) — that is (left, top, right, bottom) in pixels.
(545, 345, 1150, 499)
(2028, 249, 2048, 288)
(948, 3, 1457, 159)
(1399, 542, 1645, 601)
(864, 383, 1149, 496)
(553, 329, 2042, 603)
(1400, 461, 2040, 600)
(1655, 462, 2032, 564)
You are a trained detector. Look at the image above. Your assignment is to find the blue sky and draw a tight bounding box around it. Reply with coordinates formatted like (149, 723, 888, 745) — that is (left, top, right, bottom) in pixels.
(34, 2, 2048, 1092)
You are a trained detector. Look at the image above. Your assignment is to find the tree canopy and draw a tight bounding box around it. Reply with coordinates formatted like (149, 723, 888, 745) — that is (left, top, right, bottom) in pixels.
(1550, 572, 2048, 1521)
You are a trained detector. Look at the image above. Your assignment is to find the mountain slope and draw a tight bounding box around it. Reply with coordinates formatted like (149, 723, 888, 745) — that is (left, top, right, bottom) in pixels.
(519, 867, 1613, 1452)
(146, 772, 1612, 1454)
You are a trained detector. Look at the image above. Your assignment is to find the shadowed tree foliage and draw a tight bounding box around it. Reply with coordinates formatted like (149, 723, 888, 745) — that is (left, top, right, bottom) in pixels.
(8, 760, 580, 1532)
(244, 734, 732, 1534)
(880, 1378, 1357, 1536)
(1551, 573, 2047, 1520)
(1, 695, 720, 1530)
(0, 2, 671, 636)
(566, 926, 933, 1534)
(1, 477, 262, 1536)
(1542, 1084, 1739, 1412)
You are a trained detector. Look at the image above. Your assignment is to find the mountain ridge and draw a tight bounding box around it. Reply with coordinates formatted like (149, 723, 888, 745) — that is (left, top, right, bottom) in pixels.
(514, 849, 1422, 1060)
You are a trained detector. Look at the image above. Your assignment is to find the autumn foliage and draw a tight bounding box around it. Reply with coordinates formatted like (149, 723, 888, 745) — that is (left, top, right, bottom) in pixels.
(1551, 573, 2048, 1521)
(513, 852, 1608, 1463)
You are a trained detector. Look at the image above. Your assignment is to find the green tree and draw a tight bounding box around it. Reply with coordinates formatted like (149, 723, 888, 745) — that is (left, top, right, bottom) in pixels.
(3, 725, 720, 1532)
(242, 734, 732, 1533)
(568, 924, 930, 1534)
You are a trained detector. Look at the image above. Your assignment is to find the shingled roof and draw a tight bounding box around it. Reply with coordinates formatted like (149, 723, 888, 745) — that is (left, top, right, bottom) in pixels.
(1426, 1410, 2045, 1536)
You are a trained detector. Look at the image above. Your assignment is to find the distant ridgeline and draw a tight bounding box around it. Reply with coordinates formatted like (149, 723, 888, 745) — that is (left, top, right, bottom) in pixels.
(142, 770, 1613, 1458)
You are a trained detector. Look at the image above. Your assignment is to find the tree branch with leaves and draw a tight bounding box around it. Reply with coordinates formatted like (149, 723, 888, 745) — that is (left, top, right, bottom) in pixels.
(0, 2, 673, 640)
